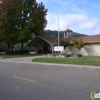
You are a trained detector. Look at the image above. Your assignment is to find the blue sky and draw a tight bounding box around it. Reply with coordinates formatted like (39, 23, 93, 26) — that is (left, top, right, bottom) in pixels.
(37, 0, 100, 35)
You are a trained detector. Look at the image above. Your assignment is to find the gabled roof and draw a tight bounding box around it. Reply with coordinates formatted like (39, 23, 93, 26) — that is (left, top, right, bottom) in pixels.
(27, 35, 57, 47)
(28, 34, 100, 47)
(38, 36, 57, 45)
(65, 28, 73, 32)
(40, 34, 100, 44)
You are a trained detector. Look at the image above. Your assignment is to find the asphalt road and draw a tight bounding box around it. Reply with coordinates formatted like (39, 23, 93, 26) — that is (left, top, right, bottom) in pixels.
(0, 54, 4, 57)
(0, 62, 100, 100)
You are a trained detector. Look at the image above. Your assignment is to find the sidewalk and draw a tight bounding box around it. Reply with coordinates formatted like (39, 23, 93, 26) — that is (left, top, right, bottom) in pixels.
(0, 56, 100, 70)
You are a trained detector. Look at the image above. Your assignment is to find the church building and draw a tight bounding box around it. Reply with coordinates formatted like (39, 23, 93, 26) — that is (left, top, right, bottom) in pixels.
(28, 28, 100, 56)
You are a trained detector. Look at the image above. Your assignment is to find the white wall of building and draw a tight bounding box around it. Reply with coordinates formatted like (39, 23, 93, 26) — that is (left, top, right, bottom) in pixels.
(66, 43, 100, 56)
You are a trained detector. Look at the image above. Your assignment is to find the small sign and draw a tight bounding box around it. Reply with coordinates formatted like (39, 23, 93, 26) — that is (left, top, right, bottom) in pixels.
(54, 46, 64, 51)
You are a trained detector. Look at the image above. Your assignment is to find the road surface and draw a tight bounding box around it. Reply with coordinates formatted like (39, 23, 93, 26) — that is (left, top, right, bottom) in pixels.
(0, 62, 100, 100)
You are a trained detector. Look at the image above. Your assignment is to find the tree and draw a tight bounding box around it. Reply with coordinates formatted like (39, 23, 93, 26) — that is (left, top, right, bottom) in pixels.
(0, 0, 47, 53)
(73, 39, 84, 51)
(60, 40, 69, 49)
(0, 0, 18, 53)
(29, 2, 47, 34)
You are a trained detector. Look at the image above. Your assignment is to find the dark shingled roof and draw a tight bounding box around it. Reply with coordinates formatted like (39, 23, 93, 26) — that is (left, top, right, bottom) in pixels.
(62, 34, 100, 43)
(65, 29, 73, 32)
(38, 36, 57, 45)
(28, 34, 100, 47)
(39, 34, 100, 44)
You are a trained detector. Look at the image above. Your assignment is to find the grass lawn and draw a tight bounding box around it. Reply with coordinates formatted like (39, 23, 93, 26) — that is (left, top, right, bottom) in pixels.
(32, 56, 100, 66)
(2, 54, 40, 59)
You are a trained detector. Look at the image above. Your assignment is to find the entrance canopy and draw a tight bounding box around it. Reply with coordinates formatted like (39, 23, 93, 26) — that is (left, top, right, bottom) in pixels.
(27, 36, 57, 54)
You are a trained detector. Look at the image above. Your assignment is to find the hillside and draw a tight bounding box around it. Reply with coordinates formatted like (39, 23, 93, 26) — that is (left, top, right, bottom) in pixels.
(41, 30, 87, 38)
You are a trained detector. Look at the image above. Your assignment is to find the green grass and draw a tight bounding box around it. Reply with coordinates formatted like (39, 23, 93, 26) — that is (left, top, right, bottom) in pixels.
(32, 56, 100, 66)
(2, 54, 40, 59)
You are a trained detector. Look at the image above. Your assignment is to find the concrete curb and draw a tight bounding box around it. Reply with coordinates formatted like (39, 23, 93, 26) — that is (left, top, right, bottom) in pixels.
(0, 56, 100, 70)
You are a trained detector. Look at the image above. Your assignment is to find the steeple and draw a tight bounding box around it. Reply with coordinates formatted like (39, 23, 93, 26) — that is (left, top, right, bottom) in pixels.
(64, 26, 73, 38)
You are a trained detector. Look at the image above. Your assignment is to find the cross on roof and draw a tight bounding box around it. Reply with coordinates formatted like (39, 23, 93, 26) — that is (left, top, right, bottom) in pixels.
(67, 25, 69, 29)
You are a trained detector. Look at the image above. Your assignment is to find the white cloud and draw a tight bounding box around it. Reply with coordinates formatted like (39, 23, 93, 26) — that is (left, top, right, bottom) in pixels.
(46, 13, 58, 30)
(92, 26, 100, 34)
(80, 19, 98, 29)
(36, 0, 100, 35)
(52, 0, 71, 6)
(45, 12, 99, 35)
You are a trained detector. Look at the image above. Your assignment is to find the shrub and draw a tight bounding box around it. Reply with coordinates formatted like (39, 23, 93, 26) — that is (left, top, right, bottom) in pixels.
(78, 54, 82, 57)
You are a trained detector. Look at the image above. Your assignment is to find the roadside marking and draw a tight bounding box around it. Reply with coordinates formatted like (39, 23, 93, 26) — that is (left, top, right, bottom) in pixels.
(13, 76, 37, 83)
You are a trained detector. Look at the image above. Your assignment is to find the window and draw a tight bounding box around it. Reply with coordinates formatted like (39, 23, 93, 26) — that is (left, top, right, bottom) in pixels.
(64, 32, 67, 38)
(65, 33, 67, 37)
(88, 45, 93, 51)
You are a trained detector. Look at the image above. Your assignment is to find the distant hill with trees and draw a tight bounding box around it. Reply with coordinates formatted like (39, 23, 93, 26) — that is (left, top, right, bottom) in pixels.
(41, 30, 87, 38)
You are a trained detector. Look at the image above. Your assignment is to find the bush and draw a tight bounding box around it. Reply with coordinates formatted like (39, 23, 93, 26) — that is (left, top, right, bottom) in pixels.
(62, 53, 67, 56)
(78, 54, 82, 57)
(66, 54, 71, 57)
(70, 53, 76, 57)
(50, 53, 58, 57)
(0, 50, 6, 52)
(62, 53, 71, 57)
(6, 50, 29, 54)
